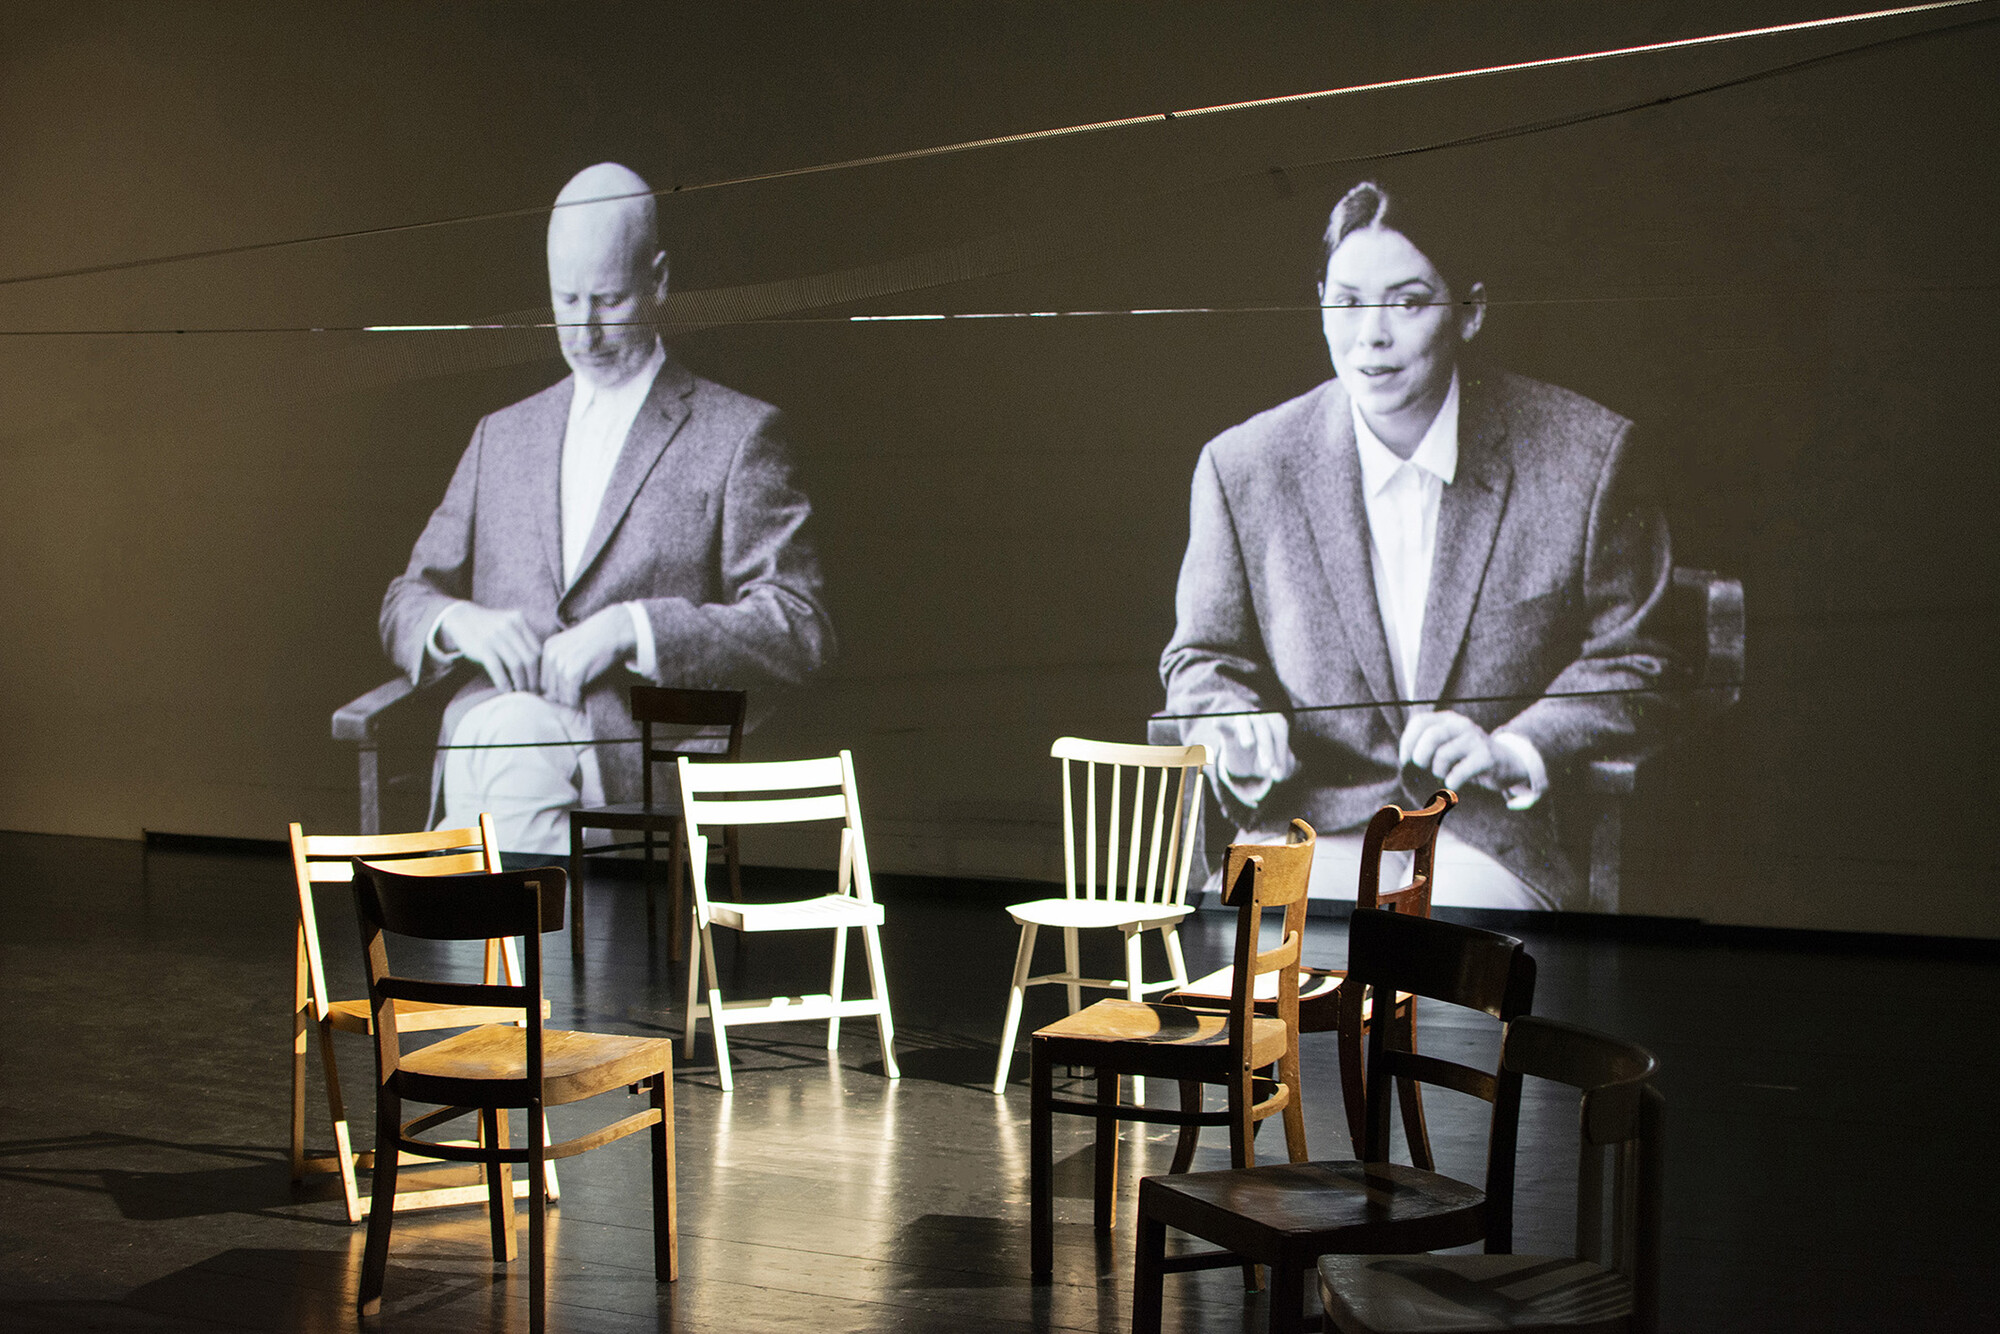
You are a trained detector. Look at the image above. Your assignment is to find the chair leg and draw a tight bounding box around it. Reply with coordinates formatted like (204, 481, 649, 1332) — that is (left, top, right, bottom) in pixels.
(1396, 998, 1432, 1172)
(528, 1103, 546, 1334)
(1094, 1066, 1119, 1232)
(724, 824, 743, 901)
(1268, 1257, 1308, 1334)
(1169, 1080, 1203, 1173)
(569, 818, 587, 963)
(358, 1090, 400, 1318)
(1132, 1196, 1167, 1334)
(827, 924, 849, 1052)
(861, 920, 899, 1079)
(683, 908, 704, 1058)
(1280, 1042, 1309, 1163)
(1125, 929, 1148, 1105)
(318, 1018, 363, 1224)
(993, 922, 1038, 1094)
(1230, 1067, 1261, 1292)
(702, 924, 735, 1092)
(484, 1107, 517, 1263)
(643, 827, 659, 953)
(541, 1113, 561, 1201)
(1340, 992, 1369, 1159)
(1162, 922, 1190, 989)
(290, 928, 309, 1184)
(1062, 927, 1082, 1015)
(667, 822, 687, 963)
(1031, 1040, 1054, 1279)
(651, 1071, 678, 1282)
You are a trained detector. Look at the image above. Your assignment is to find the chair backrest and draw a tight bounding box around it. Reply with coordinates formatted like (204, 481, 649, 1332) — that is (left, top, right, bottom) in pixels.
(1502, 1016, 1663, 1327)
(350, 861, 566, 1097)
(1357, 788, 1455, 914)
(632, 686, 747, 808)
(288, 816, 513, 1022)
(1220, 820, 1317, 1048)
(1342, 906, 1538, 1251)
(1050, 737, 1208, 909)
(677, 751, 871, 922)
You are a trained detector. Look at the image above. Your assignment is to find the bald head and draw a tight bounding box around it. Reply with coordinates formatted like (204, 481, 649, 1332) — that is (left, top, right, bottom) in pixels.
(548, 163, 667, 389)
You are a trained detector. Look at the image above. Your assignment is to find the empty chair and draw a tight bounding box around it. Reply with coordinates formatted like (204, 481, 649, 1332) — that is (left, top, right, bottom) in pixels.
(993, 737, 1210, 1095)
(1132, 908, 1537, 1334)
(1318, 1016, 1662, 1334)
(287, 816, 555, 1223)
(677, 750, 898, 1092)
(566, 686, 747, 963)
(1029, 821, 1315, 1276)
(1162, 790, 1456, 1164)
(351, 860, 676, 1333)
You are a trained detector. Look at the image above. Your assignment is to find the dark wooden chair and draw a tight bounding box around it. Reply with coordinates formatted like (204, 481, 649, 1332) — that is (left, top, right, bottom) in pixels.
(351, 860, 676, 1333)
(287, 815, 556, 1224)
(1030, 821, 1316, 1279)
(1160, 790, 1457, 1168)
(567, 685, 746, 964)
(1131, 907, 1537, 1334)
(1317, 1016, 1662, 1334)
(1148, 566, 1745, 912)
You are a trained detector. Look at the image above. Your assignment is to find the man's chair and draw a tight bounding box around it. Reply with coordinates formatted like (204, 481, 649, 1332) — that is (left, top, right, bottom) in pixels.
(1161, 790, 1456, 1167)
(993, 737, 1210, 1095)
(677, 750, 899, 1093)
(1317, 1016, 1662, 1334)
(1132, 908, 1537, 1334)
(1030, 821, 1315, 1278)
(1147, 566, 1745, 912)
(287, 816, 556, 1223)
(567, 686, 746, 964)
(350, 861, 675, 1332)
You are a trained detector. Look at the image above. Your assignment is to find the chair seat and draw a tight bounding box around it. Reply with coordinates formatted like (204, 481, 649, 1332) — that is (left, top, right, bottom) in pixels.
(711, 894, 885, 933)
(400, 1025, 676, 1106)
(1036, 999, 1290, 1070)
(1141, 1159, 1486, 1258)
(1007, 898, 1194, 931)
(1318, 1253, 1634, 1333)
(326, 996, 547, 1034)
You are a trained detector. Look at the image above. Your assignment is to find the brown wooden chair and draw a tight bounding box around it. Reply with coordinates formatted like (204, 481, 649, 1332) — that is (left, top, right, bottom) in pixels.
(1030, 820, 1316, 1279)
(1161, 790, 1457, 1168)
(352, 860, 676, 1332)
(1317, 1016, 1662, 1334)
(1132, 907, 1537, 1334)
(567, 685, 746, 964)
(288, 815, 556, 1224)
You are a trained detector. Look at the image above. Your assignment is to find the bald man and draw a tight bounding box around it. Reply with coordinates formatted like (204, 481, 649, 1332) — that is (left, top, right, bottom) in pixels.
(381, 163, 835, 853)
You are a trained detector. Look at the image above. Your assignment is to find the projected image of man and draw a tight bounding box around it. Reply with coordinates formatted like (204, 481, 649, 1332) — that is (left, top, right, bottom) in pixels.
(1161, 179, 1673, 910)
(381, 162, 834, 853)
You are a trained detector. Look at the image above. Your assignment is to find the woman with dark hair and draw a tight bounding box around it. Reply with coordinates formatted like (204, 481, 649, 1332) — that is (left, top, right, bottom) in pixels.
(1161, 178, 1674, 910)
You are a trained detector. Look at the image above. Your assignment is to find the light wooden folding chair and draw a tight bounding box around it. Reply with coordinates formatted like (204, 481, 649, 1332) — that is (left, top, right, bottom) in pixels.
(288, 815, 556, 1222)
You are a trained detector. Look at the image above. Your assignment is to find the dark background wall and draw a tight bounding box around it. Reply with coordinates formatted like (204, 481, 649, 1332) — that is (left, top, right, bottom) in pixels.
(0, 1, 1993, 934)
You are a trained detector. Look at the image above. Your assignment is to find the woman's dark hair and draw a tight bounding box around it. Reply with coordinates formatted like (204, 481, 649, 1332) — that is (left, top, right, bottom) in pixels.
(1320, 178, 1478, 298)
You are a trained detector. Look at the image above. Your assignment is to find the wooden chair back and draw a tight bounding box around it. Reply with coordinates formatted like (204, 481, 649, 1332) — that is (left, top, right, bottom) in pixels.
(677, 752, 873, 919)
(1220, 820, 1316, 1052)
(289, 816, 517, 1022)
(1502, 1016, 1664, 1324)
(1049, 737, 1209, 910)
(351, 862, 567, 1102)
(632, 686, 747, 809)
(1342, 906, 1538, 1251)
(1357, 788, 1455, 915)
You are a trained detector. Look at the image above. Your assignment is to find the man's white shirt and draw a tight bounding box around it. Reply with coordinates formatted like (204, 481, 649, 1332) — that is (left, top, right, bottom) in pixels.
(1348, 374, 1546, 809)
(423, 340, 666, 683)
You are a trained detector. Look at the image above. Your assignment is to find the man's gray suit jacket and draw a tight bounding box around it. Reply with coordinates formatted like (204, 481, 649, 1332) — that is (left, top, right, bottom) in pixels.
(381, 355, 835, 805)
(1160, 367, 1674, 908)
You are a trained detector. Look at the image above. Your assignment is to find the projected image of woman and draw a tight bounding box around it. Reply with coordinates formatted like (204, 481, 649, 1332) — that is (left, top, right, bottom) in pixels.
(1161, 179, 1675, 910)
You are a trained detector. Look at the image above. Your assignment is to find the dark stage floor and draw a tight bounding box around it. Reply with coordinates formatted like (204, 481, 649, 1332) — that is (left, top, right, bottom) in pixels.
(0, 830, 1995, 1332)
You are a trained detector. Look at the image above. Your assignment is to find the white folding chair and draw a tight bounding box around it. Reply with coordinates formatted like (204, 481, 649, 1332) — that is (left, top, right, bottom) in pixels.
(677, 751, 899, 1092)
(992, 737, 1209, 1095)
